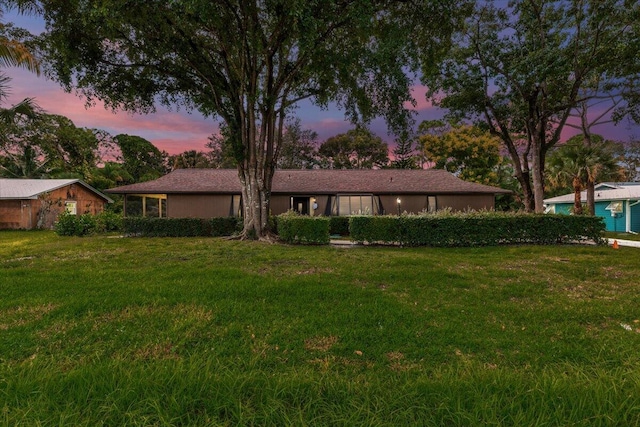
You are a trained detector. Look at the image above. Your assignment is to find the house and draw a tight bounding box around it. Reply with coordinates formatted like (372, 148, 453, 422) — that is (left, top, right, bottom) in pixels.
(106, 169, 510, 218)
(543, 182, 640, 233)
(0, 179, 113, 230)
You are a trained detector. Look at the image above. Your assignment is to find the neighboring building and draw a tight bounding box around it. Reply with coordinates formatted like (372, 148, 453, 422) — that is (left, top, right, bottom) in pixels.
(0, 179, 113, 230)
(544, 182, 640, 233)
(106, 169, 510, 218)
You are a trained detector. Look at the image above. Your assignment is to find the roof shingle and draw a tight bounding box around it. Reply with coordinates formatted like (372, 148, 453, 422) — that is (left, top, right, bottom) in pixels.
(106, 169, 511, 195)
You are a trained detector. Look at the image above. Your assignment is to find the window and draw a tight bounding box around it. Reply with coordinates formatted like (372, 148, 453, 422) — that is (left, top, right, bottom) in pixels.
(337, 195, 376, 216)
(427, 196, 437, 212)
(605, 201, 623, 213)
(64, 201, 77, 215)
(145, 197, 160, 217)
(124, 195, 166, 217)
(125, 195, 143, 217)
(231, 195, 242, 216)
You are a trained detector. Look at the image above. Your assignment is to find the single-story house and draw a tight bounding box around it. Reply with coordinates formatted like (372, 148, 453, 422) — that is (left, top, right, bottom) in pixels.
(544, 182, 640, 233)
(0, 179, 113, 230)
(106, 169, 510, 218)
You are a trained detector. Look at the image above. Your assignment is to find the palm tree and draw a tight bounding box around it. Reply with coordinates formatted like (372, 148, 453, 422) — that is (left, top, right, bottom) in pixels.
(547, 137, 623, 215)
(0, 5, 40, 123)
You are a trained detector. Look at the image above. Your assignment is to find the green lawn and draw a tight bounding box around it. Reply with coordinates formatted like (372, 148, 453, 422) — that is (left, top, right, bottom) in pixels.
(1, 231, 640, 426)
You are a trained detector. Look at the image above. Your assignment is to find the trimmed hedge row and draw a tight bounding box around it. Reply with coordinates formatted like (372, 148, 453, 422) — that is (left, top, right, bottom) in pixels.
(349, 213, 606, 247)
(276, 213, 330, 245)
(123, 217, 242, 237)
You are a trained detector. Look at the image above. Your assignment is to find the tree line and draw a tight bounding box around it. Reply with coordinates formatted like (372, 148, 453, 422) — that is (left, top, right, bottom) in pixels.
(2, 0, 639, 239)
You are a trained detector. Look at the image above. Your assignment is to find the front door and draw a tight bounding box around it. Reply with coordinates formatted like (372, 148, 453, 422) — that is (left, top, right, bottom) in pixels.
(291, 197, 310, 215)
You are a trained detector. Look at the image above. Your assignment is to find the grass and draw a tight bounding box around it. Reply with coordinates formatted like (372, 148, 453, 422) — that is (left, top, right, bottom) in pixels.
(1, 230, 640, 426)
(605, 231, 640, 241)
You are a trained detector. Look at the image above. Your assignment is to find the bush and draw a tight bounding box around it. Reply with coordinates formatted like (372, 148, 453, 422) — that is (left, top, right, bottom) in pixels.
(329, 216, 350, 236)
(209, 217, 244, 237)
(122, 217, 242, 237)
(350, 212, 605, 247)
(95, 211, 123, 232)
(54, 212, 97, 236)
(277, 212, 330, 245)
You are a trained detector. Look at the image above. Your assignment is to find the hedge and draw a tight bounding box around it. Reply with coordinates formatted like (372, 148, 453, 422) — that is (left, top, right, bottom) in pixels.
(277, 213, 330, 245)
(329, 216, 350, 236)
(122, 217, 242, 237)
(349, 212, 606, 247)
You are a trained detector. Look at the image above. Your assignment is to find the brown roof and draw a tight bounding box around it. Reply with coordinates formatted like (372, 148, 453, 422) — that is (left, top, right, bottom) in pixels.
(106, 169, 511, 195)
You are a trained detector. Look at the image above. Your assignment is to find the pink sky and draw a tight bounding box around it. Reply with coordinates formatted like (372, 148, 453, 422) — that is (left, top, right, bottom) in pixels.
(5, 66, 447, 154)
(3, 11, 638, 155)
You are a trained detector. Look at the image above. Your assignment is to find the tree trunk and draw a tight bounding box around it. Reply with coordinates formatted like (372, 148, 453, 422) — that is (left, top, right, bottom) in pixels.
(531, 140, 546, 213)
(586, 180, 595, 215)
(583, 132, 595, 215)
(238, 165, 274, 240)
(573, 176, 583, 215)
(514, 169, 534, 212)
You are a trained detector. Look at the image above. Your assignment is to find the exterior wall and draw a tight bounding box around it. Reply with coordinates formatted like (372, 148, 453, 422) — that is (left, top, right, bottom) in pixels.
(156, 192, 498, 218)
(435, 194, 495, 212)
(166, 194, 238, 218)
(0, 184, 107, 230)
(0, 200, 30, 229)
(631, 203, 640, 233)
(554, 201, 632, 232)
(593, 201, 626, 232)
(378, 195, 427, 215)
(270, 195, 291, 215)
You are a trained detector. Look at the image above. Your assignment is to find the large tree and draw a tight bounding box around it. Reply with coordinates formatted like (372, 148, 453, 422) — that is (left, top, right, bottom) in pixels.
(417, 120, 503, 186)
(37, 0, 464, 239)
(318, 128, 389, 169)
(422, 0, 640, 212)
(0, 112, 111, 179)
(113, 134, 168, 183)
(277, 119, 319, 170)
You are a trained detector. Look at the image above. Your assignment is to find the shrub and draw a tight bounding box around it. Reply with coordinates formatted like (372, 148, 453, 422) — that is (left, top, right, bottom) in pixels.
(54, 212, 97, 236)
(209, 217, 244, 237)
(95, 211, 123, 232)
(350, 212, 605, 247)
(122, 217, 242, 237)
(329, 216, 350, 236)
(277, 212, 330, 245)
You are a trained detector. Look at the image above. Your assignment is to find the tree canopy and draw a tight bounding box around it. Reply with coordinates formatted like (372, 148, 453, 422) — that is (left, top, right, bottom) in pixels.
(318, 128, 389, 169)
(547, 135, 623, 214)
(422, 0, 640, 212)
(37, 0, 466, 239)
(417, 120, 503, 186)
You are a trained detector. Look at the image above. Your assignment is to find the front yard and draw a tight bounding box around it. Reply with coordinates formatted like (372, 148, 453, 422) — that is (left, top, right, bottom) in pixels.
(1, 231, 639, 426)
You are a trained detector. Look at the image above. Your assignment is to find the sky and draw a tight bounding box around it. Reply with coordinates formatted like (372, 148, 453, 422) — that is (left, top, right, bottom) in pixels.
(3, 10, 639, 156)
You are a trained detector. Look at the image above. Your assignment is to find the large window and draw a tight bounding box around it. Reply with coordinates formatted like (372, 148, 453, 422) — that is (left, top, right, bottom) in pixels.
(125, 195, 166, 217)
(337, 195, 377, 216)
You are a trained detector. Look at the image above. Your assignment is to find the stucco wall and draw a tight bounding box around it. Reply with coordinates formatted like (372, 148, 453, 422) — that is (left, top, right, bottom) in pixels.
(0, 184, 107, 230)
